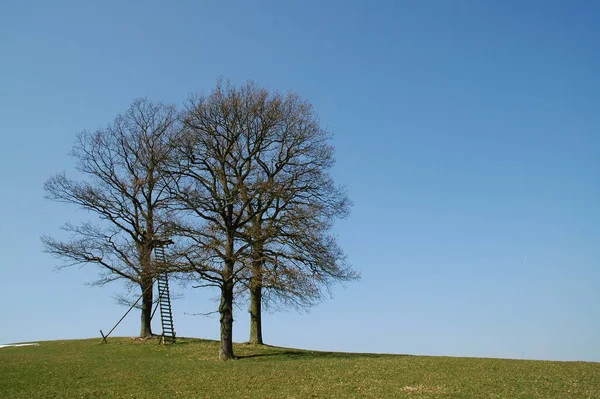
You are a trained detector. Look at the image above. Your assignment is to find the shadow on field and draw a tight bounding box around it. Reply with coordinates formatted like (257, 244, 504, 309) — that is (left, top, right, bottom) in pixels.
(173, 338, 217, 346)
(172, 338, 412, 360)
(237, 349, 411, 360)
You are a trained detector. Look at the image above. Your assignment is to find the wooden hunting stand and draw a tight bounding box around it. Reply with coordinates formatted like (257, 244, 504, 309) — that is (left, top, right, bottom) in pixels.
(100, 240, 176, 344)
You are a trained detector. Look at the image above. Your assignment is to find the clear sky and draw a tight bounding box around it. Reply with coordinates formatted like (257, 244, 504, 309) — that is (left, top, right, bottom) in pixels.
(1, 0, 598, 362)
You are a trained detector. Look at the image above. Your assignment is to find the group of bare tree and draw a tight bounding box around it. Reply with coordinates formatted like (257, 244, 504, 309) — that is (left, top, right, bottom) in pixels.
(43, 80, 358, 360)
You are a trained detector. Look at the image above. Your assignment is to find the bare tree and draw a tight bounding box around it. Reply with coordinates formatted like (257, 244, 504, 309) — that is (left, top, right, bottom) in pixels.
(168, 81, 283, 360)
(42, 99, 180, 338)
(170, 80, 358, 358)
(236, 92, 358, 345)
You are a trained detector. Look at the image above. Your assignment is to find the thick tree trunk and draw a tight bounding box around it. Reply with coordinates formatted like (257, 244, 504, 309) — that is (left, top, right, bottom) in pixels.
(219, 274, 235, 360)
(139, 276, 154, 338)
(248, 260, 264, 344)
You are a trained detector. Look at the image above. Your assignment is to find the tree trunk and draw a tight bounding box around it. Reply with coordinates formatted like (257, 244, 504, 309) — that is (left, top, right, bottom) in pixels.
(139, 276, 154, 338)
(218, 208, 236, 360)
(219, 272, 235, 360)
(249, 260, 264, 344)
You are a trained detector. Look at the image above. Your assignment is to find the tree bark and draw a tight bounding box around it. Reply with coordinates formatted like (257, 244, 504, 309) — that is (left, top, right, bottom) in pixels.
(219, 269, 235, 360)
(219, 220, 235, 361)
(249, 260, 264, 344)
(139, 276, 154, 338)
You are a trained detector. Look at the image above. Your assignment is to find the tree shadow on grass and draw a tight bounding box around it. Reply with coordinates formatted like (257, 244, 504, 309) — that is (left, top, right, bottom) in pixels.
(171, 338, 219, 346)
(170, 338, 412, 360)
(236, 348, 412, 360)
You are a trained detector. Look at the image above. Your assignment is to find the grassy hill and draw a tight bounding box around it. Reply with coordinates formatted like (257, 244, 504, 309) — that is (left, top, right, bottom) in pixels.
(1, 338, 598, 398)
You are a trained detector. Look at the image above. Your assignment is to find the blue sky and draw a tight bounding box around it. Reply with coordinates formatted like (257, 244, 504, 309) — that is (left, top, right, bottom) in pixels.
(1, 0, 598, 362)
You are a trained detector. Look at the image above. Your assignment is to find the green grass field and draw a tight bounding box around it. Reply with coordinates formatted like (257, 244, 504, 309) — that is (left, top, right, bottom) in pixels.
(1, 338, 598, 398)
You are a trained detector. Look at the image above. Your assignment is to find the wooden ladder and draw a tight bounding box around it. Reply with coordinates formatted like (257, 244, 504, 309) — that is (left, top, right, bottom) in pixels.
(154, 246, 176, 344)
